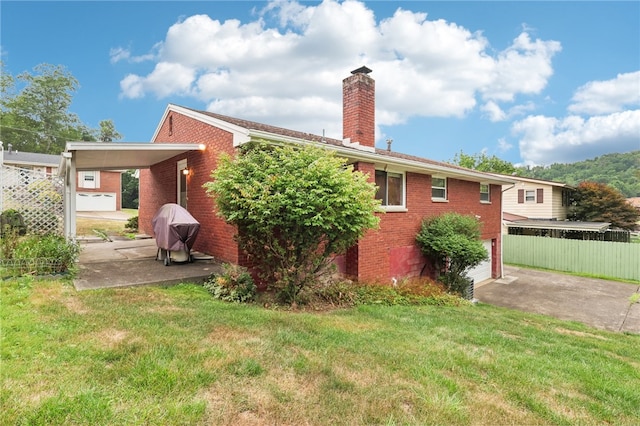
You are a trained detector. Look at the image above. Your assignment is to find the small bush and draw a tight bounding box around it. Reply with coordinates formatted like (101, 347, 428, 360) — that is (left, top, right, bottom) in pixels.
(12, 235, 81, 275)
(203, 264, 256, 303)
(0, 209, 27, 237)
(125, 216, 138, 231)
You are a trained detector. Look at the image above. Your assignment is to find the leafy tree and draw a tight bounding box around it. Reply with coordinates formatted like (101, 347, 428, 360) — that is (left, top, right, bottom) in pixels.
(570, 181, 640, 230)
(204, 141, 381, 304)
(1, 64, 80, 154)
(121, 170, 139, 209)
(99, 119, 123, 142)
(451, 150, 516, 175)
(0, 63, 122, 154)
(416, 213, 488, 294)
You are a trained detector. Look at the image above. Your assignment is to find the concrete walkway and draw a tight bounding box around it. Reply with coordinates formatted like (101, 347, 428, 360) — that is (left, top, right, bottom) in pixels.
(475, 266, 640, 334)
(74, 238, 223, 291)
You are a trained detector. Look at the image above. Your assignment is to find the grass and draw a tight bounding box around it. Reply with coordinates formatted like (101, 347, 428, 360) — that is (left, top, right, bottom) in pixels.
(76, 210, 137, 238)
(2, 277, 639, 425)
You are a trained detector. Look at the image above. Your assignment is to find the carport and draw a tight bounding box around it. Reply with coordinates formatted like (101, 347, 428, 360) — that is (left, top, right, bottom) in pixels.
(59, 142, 205, 238)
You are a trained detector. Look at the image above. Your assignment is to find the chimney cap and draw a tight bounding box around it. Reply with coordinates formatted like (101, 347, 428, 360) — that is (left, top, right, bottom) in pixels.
(351, 66, 372, 75)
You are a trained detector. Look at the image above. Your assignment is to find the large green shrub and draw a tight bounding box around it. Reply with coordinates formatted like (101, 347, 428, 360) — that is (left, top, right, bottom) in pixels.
(204, 141, 381, 304)
(416, 213, 488, 294)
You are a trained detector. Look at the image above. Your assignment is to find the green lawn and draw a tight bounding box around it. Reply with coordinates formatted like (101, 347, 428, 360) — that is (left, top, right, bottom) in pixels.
(2, 277, 639, 425)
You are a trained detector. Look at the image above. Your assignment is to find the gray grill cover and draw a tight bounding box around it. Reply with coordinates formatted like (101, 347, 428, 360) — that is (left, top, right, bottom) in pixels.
(152, 203, 200, 252)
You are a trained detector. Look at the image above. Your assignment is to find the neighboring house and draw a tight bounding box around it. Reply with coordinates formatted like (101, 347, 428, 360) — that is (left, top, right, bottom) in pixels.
(138, 67, 514, 284)
(499, 175, 573, 221)
(495, 174, 625, 240)
(2, 145, 60, 176)
(1, 144, 122, 212)
(75, 170, 122, 212)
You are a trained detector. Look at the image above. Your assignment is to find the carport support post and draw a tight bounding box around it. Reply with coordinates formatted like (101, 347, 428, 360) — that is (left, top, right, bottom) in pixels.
(63, 152, 77, 239)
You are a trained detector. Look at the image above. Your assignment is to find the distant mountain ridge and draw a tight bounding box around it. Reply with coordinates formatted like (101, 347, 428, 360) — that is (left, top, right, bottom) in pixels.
(517, 151, 640, 198)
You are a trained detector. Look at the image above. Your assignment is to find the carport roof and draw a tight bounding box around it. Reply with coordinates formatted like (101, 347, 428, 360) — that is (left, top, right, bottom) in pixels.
(61, 142, 205, 172)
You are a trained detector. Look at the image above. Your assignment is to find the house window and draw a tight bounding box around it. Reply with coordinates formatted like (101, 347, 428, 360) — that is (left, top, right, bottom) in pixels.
(375, 170, 404, 207)
(480, 183, 490, 202)
(525, 190, 535, 202)
(432, 177, 447, 200)
(562, 189, 571, 207)
(79, 171, 100, 189)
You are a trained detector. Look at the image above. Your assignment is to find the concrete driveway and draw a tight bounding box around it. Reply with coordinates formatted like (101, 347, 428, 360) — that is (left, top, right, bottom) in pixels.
(475, 266, 640, 334)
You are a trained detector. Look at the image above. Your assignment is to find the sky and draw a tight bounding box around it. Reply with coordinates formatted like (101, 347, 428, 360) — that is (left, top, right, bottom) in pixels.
(2, 0, 639, 167)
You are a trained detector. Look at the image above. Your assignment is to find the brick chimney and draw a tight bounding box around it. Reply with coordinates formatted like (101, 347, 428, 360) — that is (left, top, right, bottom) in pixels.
(343, 66, 375, 149)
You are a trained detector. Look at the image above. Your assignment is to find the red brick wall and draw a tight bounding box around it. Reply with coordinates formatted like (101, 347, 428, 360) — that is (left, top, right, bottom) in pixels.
(349, 170, 503, 283)
(76, 171, 122, 210)
(139, 111, 241, 264)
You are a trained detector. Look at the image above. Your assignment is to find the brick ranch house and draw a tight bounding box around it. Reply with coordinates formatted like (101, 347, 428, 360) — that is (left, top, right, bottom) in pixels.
(138, 67, 514, 284)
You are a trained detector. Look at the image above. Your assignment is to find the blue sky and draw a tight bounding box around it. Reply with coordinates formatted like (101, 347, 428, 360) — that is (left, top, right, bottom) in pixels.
(2, 1, 639, 166)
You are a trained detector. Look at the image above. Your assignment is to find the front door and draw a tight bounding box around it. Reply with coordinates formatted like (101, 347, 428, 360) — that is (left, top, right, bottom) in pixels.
(177, 159, 188, 209)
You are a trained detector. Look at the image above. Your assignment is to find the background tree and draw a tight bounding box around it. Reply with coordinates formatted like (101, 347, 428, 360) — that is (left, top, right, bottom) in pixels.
(1, 64, 80, 153)
(517, 151, 640, 197)
(570, 181, 639, 230)
(98, 119, 123, 142)
(204, 141, 381, 304)
(0, 63, 122, 154)
(121, 170, 139, 209)
(416, 213, 488, 295)
(450, 150, 516, 175)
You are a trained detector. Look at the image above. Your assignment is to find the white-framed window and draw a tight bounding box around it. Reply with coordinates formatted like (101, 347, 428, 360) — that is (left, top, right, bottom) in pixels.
(525, 190, 535, 202)
(79, 171, 99, 189)
(431, 176, 447, 200)
(480, 183, 490, 202)
(375, 170, 405, 209)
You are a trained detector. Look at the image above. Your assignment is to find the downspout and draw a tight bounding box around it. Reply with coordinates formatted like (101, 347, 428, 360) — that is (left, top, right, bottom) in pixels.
(500, 183, 516, 278)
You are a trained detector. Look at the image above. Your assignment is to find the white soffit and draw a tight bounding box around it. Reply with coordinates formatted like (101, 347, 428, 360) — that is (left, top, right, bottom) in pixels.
(64, 142, 205, 171)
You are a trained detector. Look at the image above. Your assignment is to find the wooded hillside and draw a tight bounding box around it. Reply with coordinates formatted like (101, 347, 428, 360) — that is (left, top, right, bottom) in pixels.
(517, 151, 640, 198)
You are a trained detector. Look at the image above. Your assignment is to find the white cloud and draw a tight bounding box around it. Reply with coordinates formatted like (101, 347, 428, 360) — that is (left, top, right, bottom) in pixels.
(512, 110, 640, 166)
(117, 0, 562, 141)
(497, 138, 513, 153)
(120, 63, 195, 99)
(110, 44, 160, 64)
(569, 71, 640, 115)
(481, 101, 506, 122)
(109, 47, 130, 64)
(481, 33, 561, 102)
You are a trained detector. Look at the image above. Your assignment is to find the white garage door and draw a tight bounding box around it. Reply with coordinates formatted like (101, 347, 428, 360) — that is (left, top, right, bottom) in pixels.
(76, 192, 116, 212)
(467, 240, 492, 284)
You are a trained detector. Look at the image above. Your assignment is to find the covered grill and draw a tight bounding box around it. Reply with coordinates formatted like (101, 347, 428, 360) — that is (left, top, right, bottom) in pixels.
(152, 203, 200, 266)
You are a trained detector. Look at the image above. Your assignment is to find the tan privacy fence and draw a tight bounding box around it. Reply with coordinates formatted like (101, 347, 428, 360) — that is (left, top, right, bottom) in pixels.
(503, 234, 640, 281)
